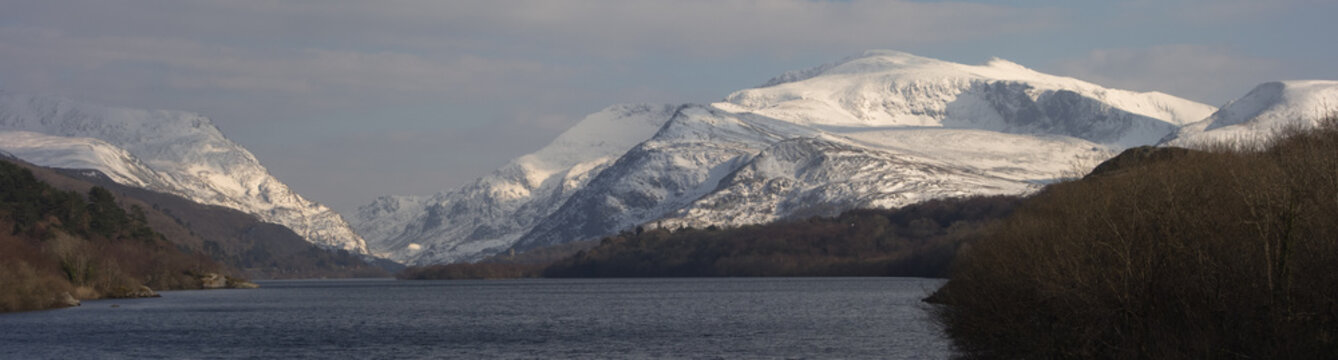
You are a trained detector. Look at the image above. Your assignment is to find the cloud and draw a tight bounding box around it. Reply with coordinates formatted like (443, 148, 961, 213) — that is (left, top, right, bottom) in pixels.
(1119, 0, 1324, 24)
(1048, 45, 1284, 106)
(0, 1, 1063, 110)
(4, 1, 1061, 59)
(0, 26, 570, 103)
(414, 0, 1061, 58)
(0, 0, 1064, 209)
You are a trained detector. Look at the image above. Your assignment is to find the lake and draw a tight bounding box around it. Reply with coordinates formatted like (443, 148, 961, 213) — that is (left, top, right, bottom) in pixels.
(0, 277, 951, 359)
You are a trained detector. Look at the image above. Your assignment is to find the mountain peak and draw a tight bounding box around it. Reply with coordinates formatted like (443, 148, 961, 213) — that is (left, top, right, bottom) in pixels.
(982, 57, 1029, 71)
(725, 51, 1215, 146)
(759, 50, 956, 87)
(1205, 80, 1338, 131)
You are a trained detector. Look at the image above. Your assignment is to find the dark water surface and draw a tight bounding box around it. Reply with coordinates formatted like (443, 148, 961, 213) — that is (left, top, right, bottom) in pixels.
(1, 277, 950, 359)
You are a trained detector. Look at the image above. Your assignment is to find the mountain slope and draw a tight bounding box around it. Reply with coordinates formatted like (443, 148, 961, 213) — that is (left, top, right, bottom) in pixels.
(0, 131, 171, 190)
(0, 92, 368, 253)
(359, 50, 1218, 265)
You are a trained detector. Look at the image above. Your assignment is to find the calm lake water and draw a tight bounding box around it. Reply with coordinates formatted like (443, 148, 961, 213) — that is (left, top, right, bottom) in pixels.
(1, 277, 951, 359)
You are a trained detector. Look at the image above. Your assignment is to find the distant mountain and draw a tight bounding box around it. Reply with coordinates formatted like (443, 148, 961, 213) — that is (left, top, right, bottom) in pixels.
(1, 156, 391, 279)
(1164, 80, 1338, 147)
(0, 93, 368, 254)
(358, 50, 1222, 265)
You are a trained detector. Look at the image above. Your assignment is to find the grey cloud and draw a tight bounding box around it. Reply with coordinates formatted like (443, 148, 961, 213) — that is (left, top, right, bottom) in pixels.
(5, 1, 1062, 58)
(1048, 45, 1285, 106)
(0, 0, 1066, 211)
(1, 0, 1061, 108)
(1119, 0, 1324, 24)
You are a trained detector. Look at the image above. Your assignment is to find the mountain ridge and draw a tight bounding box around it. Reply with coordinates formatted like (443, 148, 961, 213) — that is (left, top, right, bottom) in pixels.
(1165, 80, 1338, 147)
(359, 50, 1233, 265)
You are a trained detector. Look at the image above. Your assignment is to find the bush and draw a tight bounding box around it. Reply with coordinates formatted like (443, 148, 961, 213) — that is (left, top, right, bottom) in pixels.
(0, 261, 73, 312)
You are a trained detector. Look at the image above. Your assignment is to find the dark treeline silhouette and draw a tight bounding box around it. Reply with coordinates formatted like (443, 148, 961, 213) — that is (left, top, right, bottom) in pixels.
(397, 240, 596, 280)
(930, 119, 1338, 359)
(399, 196, 1020, 279)
(0, 160, 228, 312)
(397, 262, 547, 280)
(545, 196, 1019, 278)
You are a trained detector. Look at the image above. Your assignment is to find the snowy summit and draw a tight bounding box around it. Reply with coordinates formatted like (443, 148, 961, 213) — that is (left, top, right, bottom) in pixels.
(355, 50, 1225, 265)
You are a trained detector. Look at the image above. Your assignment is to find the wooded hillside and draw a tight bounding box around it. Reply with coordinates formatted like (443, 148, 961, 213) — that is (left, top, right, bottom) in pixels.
(0, 160, 225, 312)
(931, 119, 1338, 359)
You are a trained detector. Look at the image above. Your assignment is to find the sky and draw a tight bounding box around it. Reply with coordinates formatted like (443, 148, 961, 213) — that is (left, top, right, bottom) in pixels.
(2, 0, 1335, 215)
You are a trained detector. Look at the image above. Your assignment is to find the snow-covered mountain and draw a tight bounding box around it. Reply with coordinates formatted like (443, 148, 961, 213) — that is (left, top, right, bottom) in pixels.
(358, 50, 1220, 265)
(0, 92, 369, 253)
(1164, 80, 1338, 147)
(353, 104, 677, 262)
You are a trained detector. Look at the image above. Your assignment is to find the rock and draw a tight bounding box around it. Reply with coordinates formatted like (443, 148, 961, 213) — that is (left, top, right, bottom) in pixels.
(56, 292, 80, 307)
(199, 272, 258, 289)
(225, 275, 259, 289)
(229, 280, 260, 289)
(200, 272, 227, 289)
(129, 285, 160, 298)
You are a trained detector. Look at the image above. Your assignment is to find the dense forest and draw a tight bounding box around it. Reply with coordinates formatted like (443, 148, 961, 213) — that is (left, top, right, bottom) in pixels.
(0, 160, 231, 312)
(545, 196, 1020, 278)
(930, 120, 1338, 358)
(398, 195, 1020, 279)
(78, 174, 394, 279)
